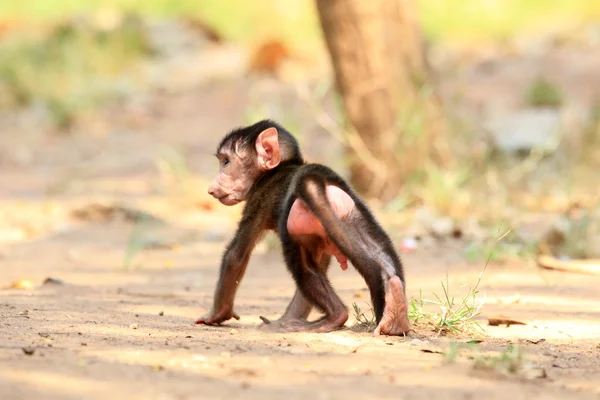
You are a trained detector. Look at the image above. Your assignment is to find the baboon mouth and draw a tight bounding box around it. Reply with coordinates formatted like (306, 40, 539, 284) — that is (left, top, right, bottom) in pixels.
(218, 195, 241, 206)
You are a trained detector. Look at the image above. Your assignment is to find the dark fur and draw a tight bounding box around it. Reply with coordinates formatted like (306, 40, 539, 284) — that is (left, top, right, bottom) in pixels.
(217, 120, 302, 163)
(213, 119, 405, 329)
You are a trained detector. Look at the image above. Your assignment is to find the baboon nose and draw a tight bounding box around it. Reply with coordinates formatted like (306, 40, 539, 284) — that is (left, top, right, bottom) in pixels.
(208, 186, 214, 195)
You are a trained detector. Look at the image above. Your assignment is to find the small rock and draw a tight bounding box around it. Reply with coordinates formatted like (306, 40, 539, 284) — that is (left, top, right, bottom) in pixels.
(485, 108, 561, 154)
(22, 347, 35, 356)
(129, 324, 138, 330)
(431, 217, 455, 238)
(410, 339, 424, 346)
(158, 311, 164, 316)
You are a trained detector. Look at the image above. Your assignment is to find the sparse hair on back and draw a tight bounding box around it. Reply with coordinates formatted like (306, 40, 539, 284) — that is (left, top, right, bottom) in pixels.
(217, 119, 303, 163)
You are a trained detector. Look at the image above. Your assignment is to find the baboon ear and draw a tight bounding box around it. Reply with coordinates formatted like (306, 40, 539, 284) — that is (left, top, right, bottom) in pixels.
(255, 127, 281, 170)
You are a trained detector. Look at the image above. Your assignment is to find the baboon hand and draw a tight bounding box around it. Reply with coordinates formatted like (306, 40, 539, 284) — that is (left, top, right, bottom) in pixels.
(195, 307, 240, 325)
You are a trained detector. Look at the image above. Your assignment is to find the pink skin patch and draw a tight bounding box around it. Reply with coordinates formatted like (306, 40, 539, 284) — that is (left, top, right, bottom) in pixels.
(287, 185, 355, 270)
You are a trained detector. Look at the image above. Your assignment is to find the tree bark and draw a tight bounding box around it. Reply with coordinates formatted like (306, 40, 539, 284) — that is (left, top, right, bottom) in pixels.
(315, 0, 445, 201)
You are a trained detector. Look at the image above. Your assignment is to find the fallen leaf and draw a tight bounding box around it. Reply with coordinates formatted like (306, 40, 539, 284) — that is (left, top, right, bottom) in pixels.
(526, 338, 546, 344)
(420, 349, 443, 354)
(488, 317, 527, 327)
(43, 277, 64, 286)
(537, 254, 600, 275)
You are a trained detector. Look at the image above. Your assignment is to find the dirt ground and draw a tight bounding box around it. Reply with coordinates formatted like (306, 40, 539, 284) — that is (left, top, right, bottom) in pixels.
(1, 79, 600, 400)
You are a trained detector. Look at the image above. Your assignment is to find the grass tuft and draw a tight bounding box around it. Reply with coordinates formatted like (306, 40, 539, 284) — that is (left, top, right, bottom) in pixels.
(408, 272, 486, 337)
(409, 223, 511, 336)
(351, 302, 377, 330)
(525, 77, 564, 108)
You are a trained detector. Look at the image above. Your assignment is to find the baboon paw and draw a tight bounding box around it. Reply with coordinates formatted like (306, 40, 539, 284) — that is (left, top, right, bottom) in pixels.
(374, 276, 410, 336)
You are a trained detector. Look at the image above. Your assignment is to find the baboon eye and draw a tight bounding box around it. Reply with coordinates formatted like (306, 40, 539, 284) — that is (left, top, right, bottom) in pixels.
(223, 157, 230, 166)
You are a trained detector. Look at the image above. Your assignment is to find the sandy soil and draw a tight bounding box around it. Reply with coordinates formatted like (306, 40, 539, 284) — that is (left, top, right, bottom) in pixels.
(1, 82, 600, 400)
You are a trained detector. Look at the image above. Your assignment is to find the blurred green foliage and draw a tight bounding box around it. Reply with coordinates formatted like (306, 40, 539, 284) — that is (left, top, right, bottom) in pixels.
(525, 77, 564, 108)
(0, 0, 322, 52)
(1, 0, 599, 48)
(0, 0, 598, 131)
(0, 13, 149, 128)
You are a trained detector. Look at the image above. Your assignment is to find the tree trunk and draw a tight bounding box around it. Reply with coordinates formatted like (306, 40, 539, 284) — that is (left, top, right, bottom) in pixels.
(315, 0, 446, 201)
